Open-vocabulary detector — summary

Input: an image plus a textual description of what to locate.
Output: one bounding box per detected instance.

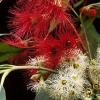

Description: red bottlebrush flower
[36,37,63,69]
[57,32,81,59]
[6,0,84,52]
[58,32,78,50]
[8,0,76,41]
[35,31,82,68]
[9,7,42,39]
[8,0,50,41]
[0,34,38,49]
[0,0,84,67]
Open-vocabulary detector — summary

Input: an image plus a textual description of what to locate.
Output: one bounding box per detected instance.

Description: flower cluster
[27,49,94,100]
[27,47,100,99]
[44,50,91,100]
[0,0,84,68]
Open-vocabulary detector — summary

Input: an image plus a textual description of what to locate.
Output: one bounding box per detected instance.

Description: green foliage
[0,43,22,63]
[85,23,100,58]
[91,2,100,7]
[80,6,100,58]
[0,43,21,53]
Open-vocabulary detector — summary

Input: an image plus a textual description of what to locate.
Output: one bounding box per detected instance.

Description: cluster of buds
[80,6,97,17]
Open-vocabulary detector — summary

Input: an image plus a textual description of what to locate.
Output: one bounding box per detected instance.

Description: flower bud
[89,7,97,17]
[80,6,97,17]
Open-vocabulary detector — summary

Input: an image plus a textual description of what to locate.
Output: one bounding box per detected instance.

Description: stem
[68,5,87,52]
[0,64,58,74]
[0,64,13,67]
[0,69,12,91]
[65,14,87,52]
[13,65,58,73]
[0,65,57,91]
[0,64,57,73]
[69,6,79,18]
[0,70,7,74]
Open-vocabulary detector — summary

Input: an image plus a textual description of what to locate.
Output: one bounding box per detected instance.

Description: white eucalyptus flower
[27,56,47,68]
[27,77,46,93]
[45,65,90,100]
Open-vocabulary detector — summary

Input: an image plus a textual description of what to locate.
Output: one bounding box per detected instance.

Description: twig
[13,65,58,73]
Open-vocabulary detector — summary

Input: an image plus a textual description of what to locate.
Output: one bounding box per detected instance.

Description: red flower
[59,32,78,50]
[35,31,82,68]
[57,32,80,59]
[0,34,28,48]
[36,37,63,69]
[9,7,41,39]
[8,0,76,41]
[0,0,84,68]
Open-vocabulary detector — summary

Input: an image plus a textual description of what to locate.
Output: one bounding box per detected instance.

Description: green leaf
[0,43,23,62]
[0,53,17,63]
[90,3,100,7]
[0,87,6,100]
[80,16,100,58]
[86,24,100,58]
[0,43,22,53]
[35,90,52,100]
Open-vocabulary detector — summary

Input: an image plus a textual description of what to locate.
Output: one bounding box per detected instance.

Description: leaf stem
[69,6,79,18]
[67,6,87,52]
[13,65,57,73]
[87,2,100,7]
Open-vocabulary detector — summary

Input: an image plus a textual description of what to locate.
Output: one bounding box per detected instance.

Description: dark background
[0,0,36,100]
[0,0,100,100]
